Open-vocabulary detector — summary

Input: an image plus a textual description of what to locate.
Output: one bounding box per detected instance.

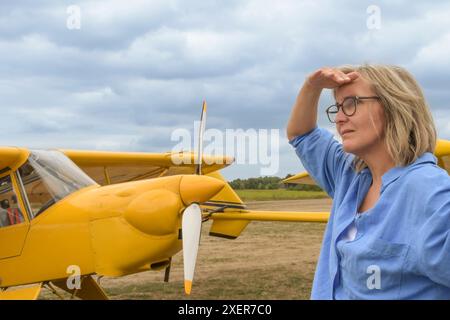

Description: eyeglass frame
[325,96,381,123]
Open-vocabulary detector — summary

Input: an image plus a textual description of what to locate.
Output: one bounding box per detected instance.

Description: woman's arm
[286,68,359,141]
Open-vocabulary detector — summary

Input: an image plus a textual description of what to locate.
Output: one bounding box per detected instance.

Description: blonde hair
[334,64,437,173]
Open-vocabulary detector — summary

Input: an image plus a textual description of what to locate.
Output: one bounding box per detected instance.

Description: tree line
[228,175,323,191]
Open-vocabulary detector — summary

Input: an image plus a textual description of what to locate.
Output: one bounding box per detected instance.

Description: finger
[336,70,351,81]
[336,71,359,85]
[332,72,349,84]
[346,71,360,81]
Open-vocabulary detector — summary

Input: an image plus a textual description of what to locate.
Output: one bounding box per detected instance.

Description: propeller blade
[182,203,202,295]
[196,100,207,175]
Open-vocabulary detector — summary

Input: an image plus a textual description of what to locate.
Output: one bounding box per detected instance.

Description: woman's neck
[360,145,396,186]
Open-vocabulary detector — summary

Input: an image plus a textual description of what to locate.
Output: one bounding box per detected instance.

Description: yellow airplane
[0,102,329,300]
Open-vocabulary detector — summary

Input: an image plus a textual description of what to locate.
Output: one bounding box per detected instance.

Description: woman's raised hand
[306,67,359,90]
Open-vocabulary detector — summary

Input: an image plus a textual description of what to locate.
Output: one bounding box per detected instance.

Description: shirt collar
[361,152,437,191]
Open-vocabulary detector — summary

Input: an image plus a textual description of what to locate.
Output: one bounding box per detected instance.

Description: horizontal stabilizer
[209,209,329,239]
[212,210,329,223]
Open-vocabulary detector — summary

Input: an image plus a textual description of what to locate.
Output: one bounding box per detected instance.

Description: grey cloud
[1,0,450,179]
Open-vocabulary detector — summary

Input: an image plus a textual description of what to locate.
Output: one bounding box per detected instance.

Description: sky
[1,0,449,179]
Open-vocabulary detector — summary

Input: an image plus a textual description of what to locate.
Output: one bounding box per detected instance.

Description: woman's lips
[341,130,354,137]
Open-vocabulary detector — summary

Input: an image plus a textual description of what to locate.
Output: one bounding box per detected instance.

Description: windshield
[18,150,96,218]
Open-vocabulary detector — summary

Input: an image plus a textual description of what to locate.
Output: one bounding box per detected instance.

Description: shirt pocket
[341,238,410,299]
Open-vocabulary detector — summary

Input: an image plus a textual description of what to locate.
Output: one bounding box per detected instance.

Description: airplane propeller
[182,100,207,294]
[164,101,209,295]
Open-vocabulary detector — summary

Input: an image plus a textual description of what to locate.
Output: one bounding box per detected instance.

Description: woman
[286,64,450,299]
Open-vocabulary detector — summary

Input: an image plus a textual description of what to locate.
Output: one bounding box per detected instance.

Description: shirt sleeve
[416,180,450,287]
[288,126,352,198]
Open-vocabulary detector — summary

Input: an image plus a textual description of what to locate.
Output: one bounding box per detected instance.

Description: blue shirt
[289,126,450,300]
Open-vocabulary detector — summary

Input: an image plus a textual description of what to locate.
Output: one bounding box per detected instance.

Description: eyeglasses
[326,96,381,123]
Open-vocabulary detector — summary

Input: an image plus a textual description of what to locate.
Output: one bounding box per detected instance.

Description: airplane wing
[282,171,317,185]
[435,139,450,175]
[60,149,234,185]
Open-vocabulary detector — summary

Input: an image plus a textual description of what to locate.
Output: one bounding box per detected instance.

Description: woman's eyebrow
[336,95,356,103]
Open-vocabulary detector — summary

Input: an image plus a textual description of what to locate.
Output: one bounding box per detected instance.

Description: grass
[235,189,328,201]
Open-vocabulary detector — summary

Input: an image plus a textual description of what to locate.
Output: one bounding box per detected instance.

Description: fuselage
[0,148,224,287]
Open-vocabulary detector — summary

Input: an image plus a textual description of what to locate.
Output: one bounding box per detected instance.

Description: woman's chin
[342,141,357,154]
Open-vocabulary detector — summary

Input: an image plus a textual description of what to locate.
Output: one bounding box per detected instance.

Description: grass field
[235,189,328,201]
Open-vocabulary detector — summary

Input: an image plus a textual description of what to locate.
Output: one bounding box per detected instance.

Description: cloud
[1,0,450,179]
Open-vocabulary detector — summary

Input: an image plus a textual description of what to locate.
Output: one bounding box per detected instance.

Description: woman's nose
[334,107,348,123]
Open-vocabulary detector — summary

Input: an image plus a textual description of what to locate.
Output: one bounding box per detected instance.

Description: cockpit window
[18,150,96,218]
[0,175,24,228]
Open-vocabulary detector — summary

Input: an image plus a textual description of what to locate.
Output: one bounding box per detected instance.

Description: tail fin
[203,171,246,209]
[202,171,250,239]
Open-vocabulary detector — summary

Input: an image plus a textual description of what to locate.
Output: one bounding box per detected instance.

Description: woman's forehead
[335,77,374,101]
